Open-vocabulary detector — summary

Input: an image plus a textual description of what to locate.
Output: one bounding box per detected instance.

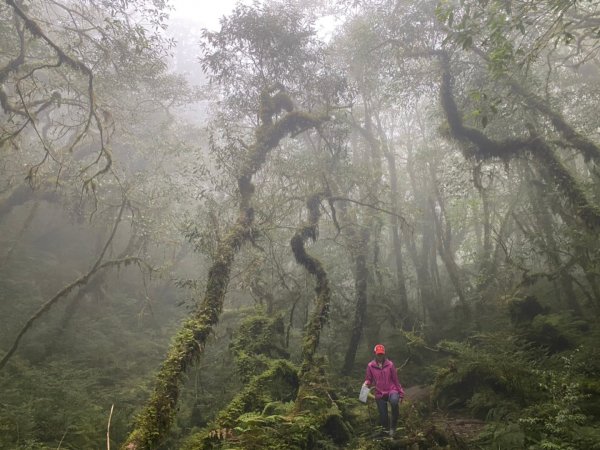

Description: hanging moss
[122,88,326,450]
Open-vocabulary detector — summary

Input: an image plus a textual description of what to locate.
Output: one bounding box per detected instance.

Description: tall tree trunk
[430,167,469,317]
[0,200,38,268]
[342,228,369,374]
[473,163,492,269]
[375,115,410,316]
[382,147,409,314]
[291,193,331,377]
[405,140,444,326]
[526,167,583,316]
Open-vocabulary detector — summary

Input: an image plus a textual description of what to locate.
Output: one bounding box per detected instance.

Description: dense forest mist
[1,0,599,449]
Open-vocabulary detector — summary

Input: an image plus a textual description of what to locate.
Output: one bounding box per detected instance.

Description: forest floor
[349,385,486,449]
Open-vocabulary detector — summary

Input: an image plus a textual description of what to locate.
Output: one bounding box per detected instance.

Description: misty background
[1,0,599,449]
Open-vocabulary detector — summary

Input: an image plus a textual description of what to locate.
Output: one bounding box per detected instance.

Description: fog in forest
[1,1,599,449]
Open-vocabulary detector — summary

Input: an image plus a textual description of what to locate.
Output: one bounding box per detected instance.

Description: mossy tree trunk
[290,193,350,445]
[290,193,330,379]
[122,88,325,450]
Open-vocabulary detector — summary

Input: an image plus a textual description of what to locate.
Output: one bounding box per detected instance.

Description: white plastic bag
[358,384,370,403]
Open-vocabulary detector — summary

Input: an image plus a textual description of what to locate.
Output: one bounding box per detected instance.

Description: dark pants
[375,392,400,430]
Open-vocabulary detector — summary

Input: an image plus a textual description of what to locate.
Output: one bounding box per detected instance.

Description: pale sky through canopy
[170,0,340,42]
[169,0,246,29]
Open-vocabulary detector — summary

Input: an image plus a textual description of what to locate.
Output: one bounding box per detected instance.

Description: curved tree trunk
[439,53,600,230]
[290,194,350,449]
[122,88,325,450]
[290,193,331,378]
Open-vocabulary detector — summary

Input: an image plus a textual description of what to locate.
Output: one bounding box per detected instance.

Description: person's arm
[364,364,373,386]
[390,362,404,398]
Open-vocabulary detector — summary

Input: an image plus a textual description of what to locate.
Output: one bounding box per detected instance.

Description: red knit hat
[374,344,385,354]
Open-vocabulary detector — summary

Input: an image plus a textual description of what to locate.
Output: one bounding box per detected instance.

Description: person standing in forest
[363,344,404,437]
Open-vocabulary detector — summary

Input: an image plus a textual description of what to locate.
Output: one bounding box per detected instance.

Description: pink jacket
[365,358,404,399]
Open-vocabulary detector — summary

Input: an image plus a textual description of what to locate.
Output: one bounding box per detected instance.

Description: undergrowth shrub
[432,335,536,417]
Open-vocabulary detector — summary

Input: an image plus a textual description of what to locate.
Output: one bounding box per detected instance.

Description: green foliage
[523,314,577,354]
[476,361,600,450]
[433,336,536,417]
[180,359,301,449]
[0,356,148,450]
[508,295,547,325]
[517,353,599,449]
[230,313,289,382]
[437,332,600,449]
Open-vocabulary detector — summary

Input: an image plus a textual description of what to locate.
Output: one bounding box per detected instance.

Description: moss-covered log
[213,359,299,429]
[122,88,325,450]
